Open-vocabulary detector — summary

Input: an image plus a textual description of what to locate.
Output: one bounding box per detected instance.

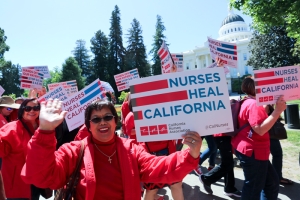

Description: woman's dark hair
[241,77,255,96]
[84,100,119,131]
[18,98,40,120]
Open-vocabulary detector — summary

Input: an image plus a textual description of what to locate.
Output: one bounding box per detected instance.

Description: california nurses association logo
[259,95,274,102]
[140,124,168,136]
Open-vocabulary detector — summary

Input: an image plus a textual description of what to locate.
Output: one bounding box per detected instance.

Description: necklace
[94,144,116,164]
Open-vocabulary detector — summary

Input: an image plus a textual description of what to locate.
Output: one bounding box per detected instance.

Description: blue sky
[0,0,252,71]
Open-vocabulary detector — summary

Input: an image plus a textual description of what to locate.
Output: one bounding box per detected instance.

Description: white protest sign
[114,69,140,91]
[254,66,300,106]
[20,68,44,89]
[20,76,43,85]
[48,80,78,96]
[38,86,68,102]
[207,62,230,74]
[171,53,184,72]
[21,68,44,79]
[0,85,4,96]
[129,67,233,142]
[207,37,238,68]
[22,66,51,78]
[63,79,107,131]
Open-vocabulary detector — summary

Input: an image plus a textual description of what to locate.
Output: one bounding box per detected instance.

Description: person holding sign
[21,99,202,200]
[231,77,286,200]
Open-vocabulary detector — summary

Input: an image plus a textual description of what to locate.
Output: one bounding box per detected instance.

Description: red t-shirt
[231,98,270,160]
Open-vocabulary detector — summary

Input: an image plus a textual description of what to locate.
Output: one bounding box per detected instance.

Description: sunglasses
[90,115,114,124]
[23,105,41,112]
[6,107,13,111]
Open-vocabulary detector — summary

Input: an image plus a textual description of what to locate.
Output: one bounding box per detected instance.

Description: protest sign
[171,54,184,72]
[101,81,114,93]
[129,67,233,142]
[114,69,140,91]
[48,80,78,96]
[22,66,51,78]
[20,68,43,89]
[38,85,68,102]
[207,37,238,68]
[158,41,177,74]
[0,85,5,96]
[63,79,107,131]
[254,66,300,106]
[207,62,230,74]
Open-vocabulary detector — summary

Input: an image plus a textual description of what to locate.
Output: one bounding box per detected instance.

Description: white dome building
[182,10,253,93]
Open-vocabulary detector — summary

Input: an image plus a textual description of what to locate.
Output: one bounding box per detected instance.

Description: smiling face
[89,107,116,142]
[22,101,40,122]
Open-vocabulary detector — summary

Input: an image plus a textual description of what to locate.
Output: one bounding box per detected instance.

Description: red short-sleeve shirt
[231,98,270,160]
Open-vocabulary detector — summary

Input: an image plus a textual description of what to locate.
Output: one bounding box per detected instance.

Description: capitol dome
[217,9,251,43]
[221,13,244,27]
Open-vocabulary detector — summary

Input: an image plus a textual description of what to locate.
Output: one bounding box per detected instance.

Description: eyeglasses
[90,115,114,124]
[23,106,40,112]
[6,107,13,111]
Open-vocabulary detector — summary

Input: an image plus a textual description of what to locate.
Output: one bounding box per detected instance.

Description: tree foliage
[72,40,90,81]
[149,15,167,75]
[89,30,110,84]
[230,0,300,50]
[125,18,150,78]
[43,67,62,87]
[108,5,126,96]
[0,61,23,96]
[60,57,85,90]
[0,28,10,65]
[247,26,300,70]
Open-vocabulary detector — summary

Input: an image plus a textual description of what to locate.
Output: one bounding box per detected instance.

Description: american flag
[157,41,175,74]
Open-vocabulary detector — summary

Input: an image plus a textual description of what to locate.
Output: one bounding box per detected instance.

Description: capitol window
[238,27,240,31]
[231,29,233,32]
[235,28,236,31]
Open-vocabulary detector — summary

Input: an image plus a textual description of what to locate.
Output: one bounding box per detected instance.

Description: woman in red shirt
[231,77,286,200]
[21,99,202,200]
[0,98,44,200]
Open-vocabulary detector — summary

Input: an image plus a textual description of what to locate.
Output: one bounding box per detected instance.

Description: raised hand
[182,131,202,158]
[39,98,67,131]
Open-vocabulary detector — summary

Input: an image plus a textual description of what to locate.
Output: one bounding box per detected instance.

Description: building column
[205,55,209,67]
[196,57,200,69]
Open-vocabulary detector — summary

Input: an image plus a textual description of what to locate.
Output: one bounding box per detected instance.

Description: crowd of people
[0,75,295,200]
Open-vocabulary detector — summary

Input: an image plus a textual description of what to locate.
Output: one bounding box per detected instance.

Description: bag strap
[66,140,85,194]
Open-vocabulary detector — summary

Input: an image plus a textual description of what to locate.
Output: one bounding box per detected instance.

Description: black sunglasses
[90,115,114,124]
[6,107,13,111]
[23,105,40,112]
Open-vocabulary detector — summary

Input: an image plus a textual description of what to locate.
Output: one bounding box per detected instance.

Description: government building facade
[182,10,253,93]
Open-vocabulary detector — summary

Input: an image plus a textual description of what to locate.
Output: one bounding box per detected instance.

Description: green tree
[230,0,300,50]
[125,18,150,78]
[149,15,167,75]
[60,57,85,90]
[43,67,62,86]
[0,62,23,96]
[247,26,300,70]
[108,5,126,96]
[0,28,10,65]
[72,39,90,81]
[89,30,110,84]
